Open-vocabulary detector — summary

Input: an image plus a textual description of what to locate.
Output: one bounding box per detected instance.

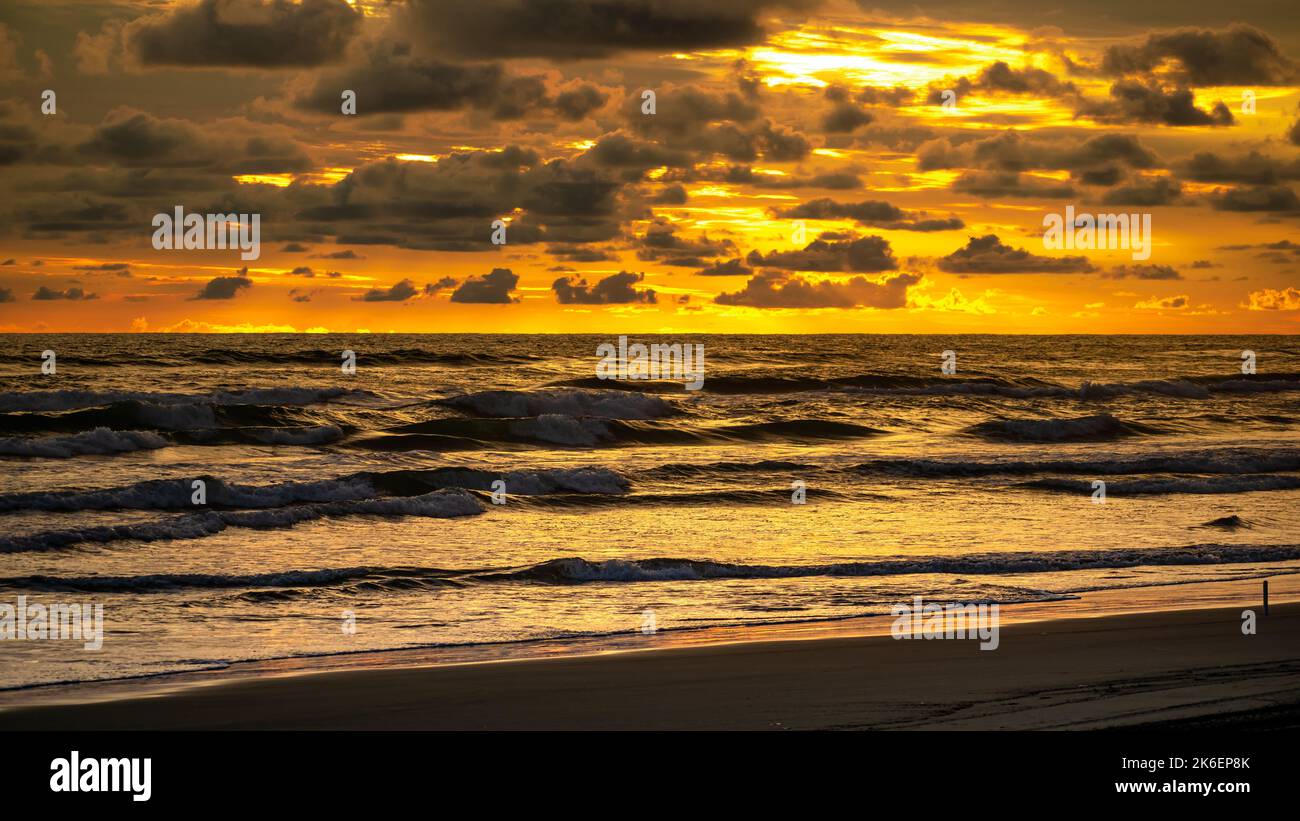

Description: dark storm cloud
[554,84,610,121]
[924,62,1077,104]
[1101,25,1300,86]
[294,42,545,118]
[1210,185,1300,212]
[192,275,252,300]
[746,235,898,273]
[552,271,657,304]
[78,109,312,174]
[621,86,811,163]
[1101,176,1182,206]
[450,268,520,303]
[547,244,617,262]
[425,277,459,293]
[32,286,98,300]
[698,258,753,276]
[1179,151,1300,185]
[587,134,694,173]
[394,0,819,60]
[938,235,1095,274]
[917,132,1158,186]
[714,269,921,308]
[1077,82,1233,127]
[951,172,1075,199]
[355,278,420,302]
[775,199,964,232]
[636,219,735,267]
[128,0,362,68]
[291,151,631,252]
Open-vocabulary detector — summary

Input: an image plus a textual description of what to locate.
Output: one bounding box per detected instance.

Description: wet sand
[1,588,1295,730]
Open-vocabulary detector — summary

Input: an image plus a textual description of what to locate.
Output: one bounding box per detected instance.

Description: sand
[1,588,1296,730]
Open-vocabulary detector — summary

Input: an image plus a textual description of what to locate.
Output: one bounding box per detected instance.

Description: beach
[3,579,1296,731]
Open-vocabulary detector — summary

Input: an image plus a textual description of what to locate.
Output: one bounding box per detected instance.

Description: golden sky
[0,0,1298,332]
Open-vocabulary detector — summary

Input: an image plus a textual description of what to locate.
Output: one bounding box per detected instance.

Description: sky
[0,0,1297,333]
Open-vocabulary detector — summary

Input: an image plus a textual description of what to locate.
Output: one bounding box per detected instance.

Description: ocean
[1,333,1298,690]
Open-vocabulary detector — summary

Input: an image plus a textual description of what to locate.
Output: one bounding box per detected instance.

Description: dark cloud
[73,262,131,276]
[925,61,1077,104]
[450,268,520,303]
[714,269,921,308]
[1104,264,1183,280]
[951,172,1075,199]
[552,270,657,304]
[917,132,1158,187]
[192,275,252,300]
[1078,82,1233,127]
[746,235,898,273]
[394,0,817,60]
[547,244,617,262]
[1180,150,1300,185]
[1210,185,1300,212]
[425,276,459,293]
[698,258,753,276]
[554,83,610,121]
[0,287,14,302]
[295,42,546,118]
[776,198,963,232]
[1101,25,1299,86]
[1101,176,1181,206]
[636,218,735,267]
[938,235,1095,274]
[355,278,420,302]
[32,285,98,300]
[128,0,362,68]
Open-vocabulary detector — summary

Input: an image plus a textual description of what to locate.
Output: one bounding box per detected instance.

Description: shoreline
[1,575,1296,730]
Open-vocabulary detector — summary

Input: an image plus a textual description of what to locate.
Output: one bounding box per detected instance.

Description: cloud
[1243,287,1300,311]
[1077,82,1233,127]
[450,268,519,303]
[1134,294,1190,309]
[1101,176,1181,206]
[425,277,459,293]
[0,287,14,302]
[776,198,964,232]
[355,278,420,302]
[295,41,549,118]
[393,0,817,60]
[552,271,657,304]
[192,275,252,300]
[128,0,362,68]
[938,235,1095,274]
[698,258,753,276]
[1210,185,1300,212]
[1101,25,1300,86]
[73,262,132,276]
[32,286,98,300]
[636,218,736,266]
[714,270,922,308]
[1104,264,1183,280]
[746,235,898,273]
[1180,150,1300,185]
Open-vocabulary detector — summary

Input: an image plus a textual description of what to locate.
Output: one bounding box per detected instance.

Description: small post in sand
[1263,580,1269,616]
